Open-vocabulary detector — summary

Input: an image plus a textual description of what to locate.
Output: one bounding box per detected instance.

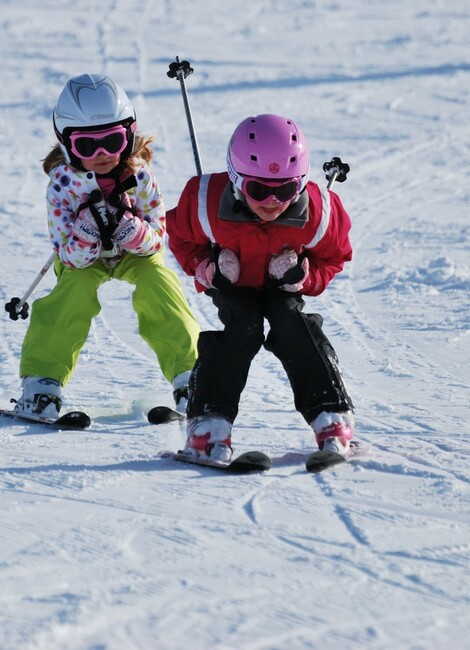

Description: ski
[306,440,368,473]
[159,450,271,474]
[0,408,91,430]
[148,405,185,425]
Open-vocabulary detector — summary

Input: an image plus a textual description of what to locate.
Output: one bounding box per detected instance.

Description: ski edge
[0,408,91,430]
[159,450,271,473]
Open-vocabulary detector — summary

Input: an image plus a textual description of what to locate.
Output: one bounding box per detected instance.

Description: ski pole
[278,156,349,285]
[4,251,56,321]
[167,56,204,176]
[323,156,350,189]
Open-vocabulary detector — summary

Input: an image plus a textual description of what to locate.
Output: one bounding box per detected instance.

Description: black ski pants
[187,286,354,424]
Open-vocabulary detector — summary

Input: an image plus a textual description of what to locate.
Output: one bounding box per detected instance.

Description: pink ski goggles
[69,124,130,160]
[239,175,302,205]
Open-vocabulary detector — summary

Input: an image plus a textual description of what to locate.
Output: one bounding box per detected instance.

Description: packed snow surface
[0,1,469,648]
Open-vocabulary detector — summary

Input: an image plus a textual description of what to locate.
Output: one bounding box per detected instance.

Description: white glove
[280,257,309,292]
[195,249,240,289]
[71,209,100,244]
[268,249,299,279]
[113,213,144,247]
[269,250,310,292]
[195,258,215,288]
[217,248,240,284]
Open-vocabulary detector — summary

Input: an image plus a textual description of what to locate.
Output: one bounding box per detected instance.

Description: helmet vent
[292,134,297,142]
[290,156,296,163]
[250,155,257,161]
[249,132,255,140]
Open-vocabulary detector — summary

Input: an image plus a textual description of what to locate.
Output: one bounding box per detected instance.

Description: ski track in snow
[1,1,469,648]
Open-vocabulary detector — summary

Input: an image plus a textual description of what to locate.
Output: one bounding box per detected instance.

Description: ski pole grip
[4,250,56,322]
[323,157,350,188]
[5,297,29,321]
[167,58,194,80]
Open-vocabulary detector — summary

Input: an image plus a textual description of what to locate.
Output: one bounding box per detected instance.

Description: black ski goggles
[241,175,302,205]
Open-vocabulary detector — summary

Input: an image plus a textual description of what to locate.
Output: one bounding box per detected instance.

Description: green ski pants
[20,252,200,386]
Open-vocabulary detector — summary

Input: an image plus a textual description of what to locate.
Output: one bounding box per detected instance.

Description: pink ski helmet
[227,114,310,192]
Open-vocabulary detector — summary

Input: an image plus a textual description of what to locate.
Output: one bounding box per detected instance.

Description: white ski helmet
[53,73,136,166]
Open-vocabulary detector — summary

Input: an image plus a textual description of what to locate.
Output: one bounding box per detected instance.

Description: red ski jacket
[167,172,352,297]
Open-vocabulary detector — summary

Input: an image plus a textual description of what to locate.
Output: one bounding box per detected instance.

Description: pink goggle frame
[69,124,129,160]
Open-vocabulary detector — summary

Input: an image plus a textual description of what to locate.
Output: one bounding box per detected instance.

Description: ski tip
[55,411,91,429]
[305,440,370,472]
[148,406,185,425]
[305,450,346,473]
[227,451,272,473]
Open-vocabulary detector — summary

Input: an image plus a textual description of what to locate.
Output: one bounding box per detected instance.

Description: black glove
[211,246,239,289]
[268,250,307,287]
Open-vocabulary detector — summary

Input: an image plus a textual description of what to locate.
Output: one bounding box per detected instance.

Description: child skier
[13,73,200,418]
[167,113,355,463]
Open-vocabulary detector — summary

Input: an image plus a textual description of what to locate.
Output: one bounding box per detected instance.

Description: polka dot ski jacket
[46,162,165,269]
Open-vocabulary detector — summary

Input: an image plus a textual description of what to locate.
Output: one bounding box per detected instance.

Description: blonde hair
[42,134,155,175]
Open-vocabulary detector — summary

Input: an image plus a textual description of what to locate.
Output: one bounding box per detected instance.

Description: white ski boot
[184,415,233,462]
[14,376,62,419]
[311,411,355,458]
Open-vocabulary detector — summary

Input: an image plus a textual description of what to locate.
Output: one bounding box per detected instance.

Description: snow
[0,0,469,648]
